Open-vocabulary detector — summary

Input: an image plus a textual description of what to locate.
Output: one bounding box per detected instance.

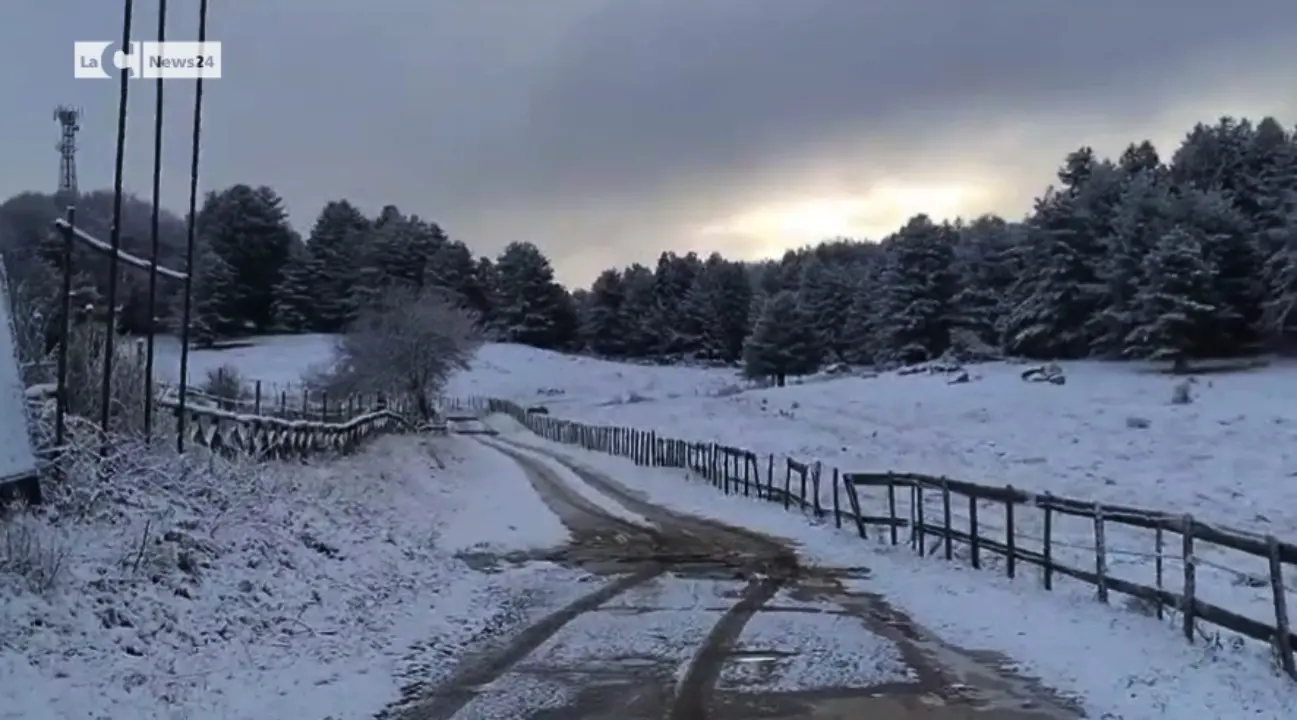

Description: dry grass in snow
[0,413,578,719]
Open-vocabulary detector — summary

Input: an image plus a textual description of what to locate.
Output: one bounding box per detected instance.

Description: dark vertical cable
[177,0,209,453]
[142,0,168,440]
[54,206,76,453]
[100,0,134,457]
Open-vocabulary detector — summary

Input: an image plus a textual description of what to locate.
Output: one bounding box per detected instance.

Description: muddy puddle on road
[385,438,1085,720]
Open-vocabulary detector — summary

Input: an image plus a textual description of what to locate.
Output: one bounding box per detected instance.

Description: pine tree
[1089,171,1173,356]
[840,282,877,364]
[299,202,369,331]
[494,241,572,349]
[618,264,658,356]
[689,255,751,363]
[797,257,853,361]
[875,215,957,364]
[742,290,822,386]
[1124,226,1219,369]
[950,215,1020,355]
[1002,191,1105,358]
[583,268,626,356]
[1263,230,1297,343]
[188,246,239,347]
[196,184,297,332]
[650,252,704,355]
[272,241,314,332]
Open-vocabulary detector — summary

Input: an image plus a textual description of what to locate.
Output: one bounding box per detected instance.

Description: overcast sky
[4,1,1297,286]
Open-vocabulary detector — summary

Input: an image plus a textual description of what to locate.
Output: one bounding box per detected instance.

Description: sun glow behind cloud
[697,182,990,257]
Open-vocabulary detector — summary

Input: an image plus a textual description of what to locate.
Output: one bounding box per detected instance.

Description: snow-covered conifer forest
[3,116,1296,376]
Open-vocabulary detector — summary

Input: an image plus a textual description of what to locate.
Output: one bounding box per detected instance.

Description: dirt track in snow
[380,436,1084,720]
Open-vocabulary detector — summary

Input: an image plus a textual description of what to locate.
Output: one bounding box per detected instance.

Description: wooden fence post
[782,460,791,510]
[793,464,804,511]
[811,462,822,518]
[1093,503,1108,603]
[832,468,841,528]
[1042,494,1054,591]
[1005,486,1016,579]
[321,391,329,423]
[941,478,952,560]
[1182,514,1197,643]
[1268,535,1295,679]
[915,483,926,556]
[968,496,980,570]
[253,380,262,415]
[1155,525,1165,620]
[887,475,898,546]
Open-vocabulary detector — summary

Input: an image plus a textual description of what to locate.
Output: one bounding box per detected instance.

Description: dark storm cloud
[4,1,1296,285]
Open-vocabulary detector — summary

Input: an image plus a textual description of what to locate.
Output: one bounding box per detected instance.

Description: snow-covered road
[390,434,1082,719]
[481,416,1297,720]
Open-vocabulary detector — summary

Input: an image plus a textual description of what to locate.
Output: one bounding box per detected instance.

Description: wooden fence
[159,395,412,460]
[473,396,1297,681]
[171,377,382,424]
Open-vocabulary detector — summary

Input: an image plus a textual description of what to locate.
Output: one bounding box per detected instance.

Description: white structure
[0,262,40,495]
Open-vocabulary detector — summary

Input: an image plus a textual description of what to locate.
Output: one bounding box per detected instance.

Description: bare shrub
[0,515,68,593]
[61,323,151,436]
[201,363,247,410]
[312,286,481,421]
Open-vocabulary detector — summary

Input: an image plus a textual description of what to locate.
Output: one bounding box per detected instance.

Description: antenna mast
[53,105,82,200]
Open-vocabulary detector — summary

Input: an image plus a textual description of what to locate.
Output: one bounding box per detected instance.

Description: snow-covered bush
[311,286,482,420]
[0,514,67,593]
[59,323,151,436]
[201,363,248,409]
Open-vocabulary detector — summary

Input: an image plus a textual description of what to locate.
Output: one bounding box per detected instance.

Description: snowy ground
[0,427,585,719]
[120,334,1297,714]
[150,334,338,393]
[488,414,1297,720]
[449,344,1297,632]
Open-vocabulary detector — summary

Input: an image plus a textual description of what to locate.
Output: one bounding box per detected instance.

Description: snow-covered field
[146,338,1297,616]
[489,415,1297,720]
[0,425,584,719]
[105,333,1297,715]
[451,344,1297,635]
[151,334,338,392]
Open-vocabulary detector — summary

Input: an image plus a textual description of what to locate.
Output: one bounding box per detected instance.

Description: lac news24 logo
[75,41,222,79]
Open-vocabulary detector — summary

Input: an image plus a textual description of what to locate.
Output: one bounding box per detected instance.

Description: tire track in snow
[487,437,802,718]
[384,442,669,720]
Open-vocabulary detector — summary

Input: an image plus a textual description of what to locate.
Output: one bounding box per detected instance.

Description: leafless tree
[312,286,481,420]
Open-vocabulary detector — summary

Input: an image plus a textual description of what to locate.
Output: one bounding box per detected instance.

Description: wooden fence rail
[470,395,1297,681]
[165,379,386,424]
[158,395,413,461]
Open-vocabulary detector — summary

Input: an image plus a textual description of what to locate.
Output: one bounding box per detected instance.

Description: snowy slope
[138,336,1297,627]
[457,346,1297,538]
[489,416,1297,720]
[453,346,1297,646]
[445,343,743,409]
[0,432,578,719]
[156,336,1297,546]
[150,333,338,389]
[146,335,744,415]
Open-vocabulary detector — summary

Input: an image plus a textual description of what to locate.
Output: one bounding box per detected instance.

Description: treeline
[2,114,1296,379]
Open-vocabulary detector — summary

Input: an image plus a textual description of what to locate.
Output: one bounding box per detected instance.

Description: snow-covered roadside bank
[0,433,575,719]
[487,415,1297,720]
